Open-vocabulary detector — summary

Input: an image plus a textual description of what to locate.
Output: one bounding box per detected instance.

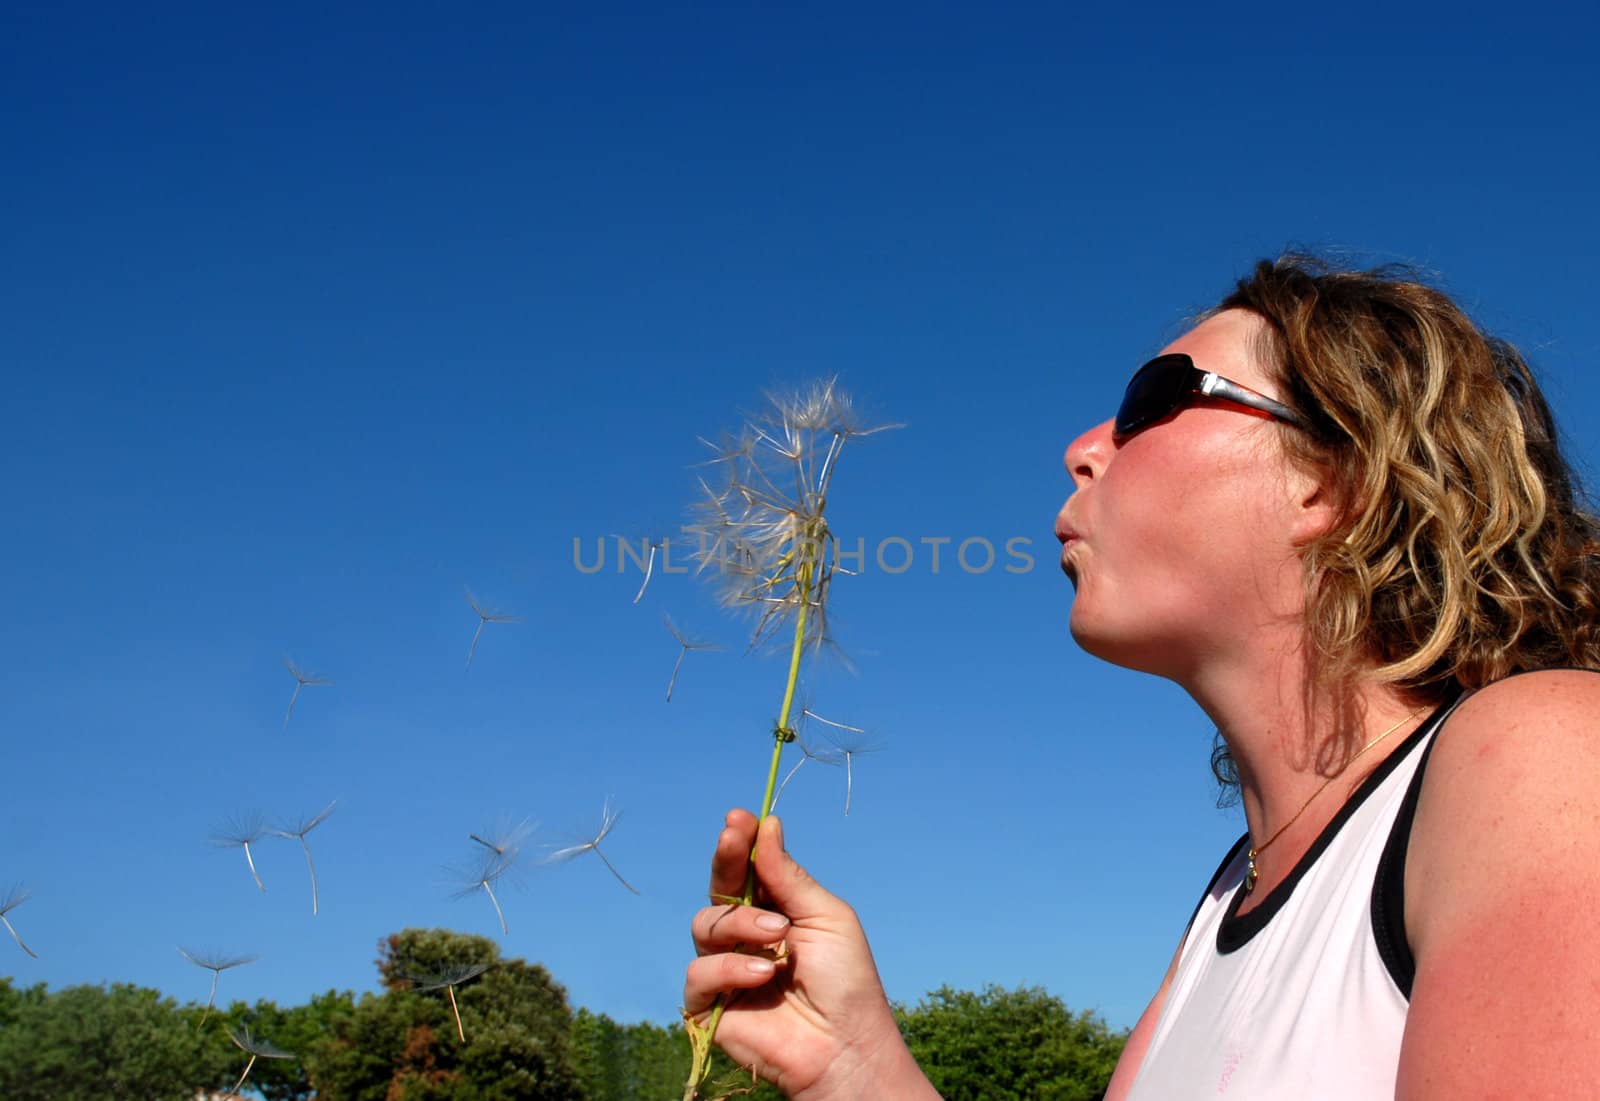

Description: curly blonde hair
[1208,255,1600,788]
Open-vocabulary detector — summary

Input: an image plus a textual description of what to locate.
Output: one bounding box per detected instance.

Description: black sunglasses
[1114,353,1308,439]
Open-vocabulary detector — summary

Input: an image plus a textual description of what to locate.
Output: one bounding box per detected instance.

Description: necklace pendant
[1244,850,1259,893]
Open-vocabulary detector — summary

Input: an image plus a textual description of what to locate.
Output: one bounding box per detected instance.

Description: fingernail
[745,957,775,975]
[754,913,789,933]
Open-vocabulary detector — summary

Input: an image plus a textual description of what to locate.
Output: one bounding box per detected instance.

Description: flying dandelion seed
[634,540,661,603]
[682,379,897,1097]
[448,847,521,935]
[402,962,491,1042]
[769,727,844,812]
[805,708,882,816]
[544,798,639,895]
[272,801,337,916]
[468,816,536,859]
[663,612,722,702]
[612,532,675,604]
[282,657,332,730]
[178,947,259,1026]
[464,587,522,670]
[212,813,271,892]
[228,1024,293,1095]
[0,886,38,959]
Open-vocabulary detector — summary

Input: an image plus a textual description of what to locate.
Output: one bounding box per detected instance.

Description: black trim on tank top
[1180,832,1250,949]
[1370,725,1448,999]
[1369,688,1478,992]
[1214,696,1458,955]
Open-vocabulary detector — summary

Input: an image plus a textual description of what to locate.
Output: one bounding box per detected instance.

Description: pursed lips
[1055,517,1082,577]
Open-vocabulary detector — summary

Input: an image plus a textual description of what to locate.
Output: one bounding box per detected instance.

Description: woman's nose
[1063,419,1115,488]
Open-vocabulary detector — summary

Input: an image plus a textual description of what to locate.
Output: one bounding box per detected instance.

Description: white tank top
[1126,697,1461,1100]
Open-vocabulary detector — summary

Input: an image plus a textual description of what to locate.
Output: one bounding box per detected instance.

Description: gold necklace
[1243,707,1423,893]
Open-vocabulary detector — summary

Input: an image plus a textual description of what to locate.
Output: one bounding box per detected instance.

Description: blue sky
[3,2,1597,1041]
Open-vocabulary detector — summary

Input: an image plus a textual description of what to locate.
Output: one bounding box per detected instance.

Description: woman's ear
[1287,461,1344,546]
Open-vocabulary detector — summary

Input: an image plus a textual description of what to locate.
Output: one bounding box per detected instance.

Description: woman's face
[1055,309,1319,681]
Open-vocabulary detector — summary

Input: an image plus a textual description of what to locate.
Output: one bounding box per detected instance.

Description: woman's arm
[684,811,941,1101]
[1103,933,1183,1101]
[1398,670,1600,1099]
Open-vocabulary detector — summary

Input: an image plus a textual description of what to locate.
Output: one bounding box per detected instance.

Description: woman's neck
[1183,656,1421,897]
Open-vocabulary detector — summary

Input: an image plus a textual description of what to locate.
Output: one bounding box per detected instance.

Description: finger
[708,808,759,902]
[750,815,841,923]
[692,903,791,953]
[683,951,778,1015]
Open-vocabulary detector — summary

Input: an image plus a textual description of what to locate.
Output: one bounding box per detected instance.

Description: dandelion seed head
[686,379,895,655]
[770,377,854,434]
[211,814,270,847]
[542,798,639,893]
[464,587,521,623]
[0,885,32,916]
[273,801,337,840]
[794,732,844,768]
[178,947,260,973]
[815,718,883,757]
[468,816,537,859]
[663,612,721,652]
[447,847,522,900]
[544,797,623,863]
[282,656,332,686]
[228,1026,294,1060]
[404,962,491,992]
[790,711,847,765]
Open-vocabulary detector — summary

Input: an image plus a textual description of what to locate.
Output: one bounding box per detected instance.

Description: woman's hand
[684,810,935,1101]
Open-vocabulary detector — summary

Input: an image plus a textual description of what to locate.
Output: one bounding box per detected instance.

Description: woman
[684,256,1600,1099]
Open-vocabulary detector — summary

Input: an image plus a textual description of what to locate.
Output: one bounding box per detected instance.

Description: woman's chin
[1068,613,1169,675]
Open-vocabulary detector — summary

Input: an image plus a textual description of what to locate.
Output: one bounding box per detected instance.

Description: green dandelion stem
[750,556,813,895]
[690,559,816,1097]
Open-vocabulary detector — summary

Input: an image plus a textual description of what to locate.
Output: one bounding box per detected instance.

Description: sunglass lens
[1114,356,1188,437]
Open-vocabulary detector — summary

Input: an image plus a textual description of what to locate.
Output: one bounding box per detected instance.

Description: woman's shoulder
[1415,668,1600,848]
[1452,672,1600,723]
[1405,668,1600,961]
[1394,671,1600,1094]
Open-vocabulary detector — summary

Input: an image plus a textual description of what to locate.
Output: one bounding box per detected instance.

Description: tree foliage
[570,1008,782,1101]
[0,979,225,1101]
[0,951,1124,1100]
[0,976,359,1101]
[309,928,586,1101]
[895,984,1126,1101]
[215,989,357,1101]
[377,927,501,991]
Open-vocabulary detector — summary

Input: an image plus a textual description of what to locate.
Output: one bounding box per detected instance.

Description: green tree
[309,928,586,1101]
[212,989,358,1101]
[0,981,228,1101]
[895,985,1126,1101]
[376,927,501,991]
[571,1010,688,1101]
[307,984,440,1101]
[0,977,34,1030]
[570,1008,781,1101]
[570,1007,627,1099]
